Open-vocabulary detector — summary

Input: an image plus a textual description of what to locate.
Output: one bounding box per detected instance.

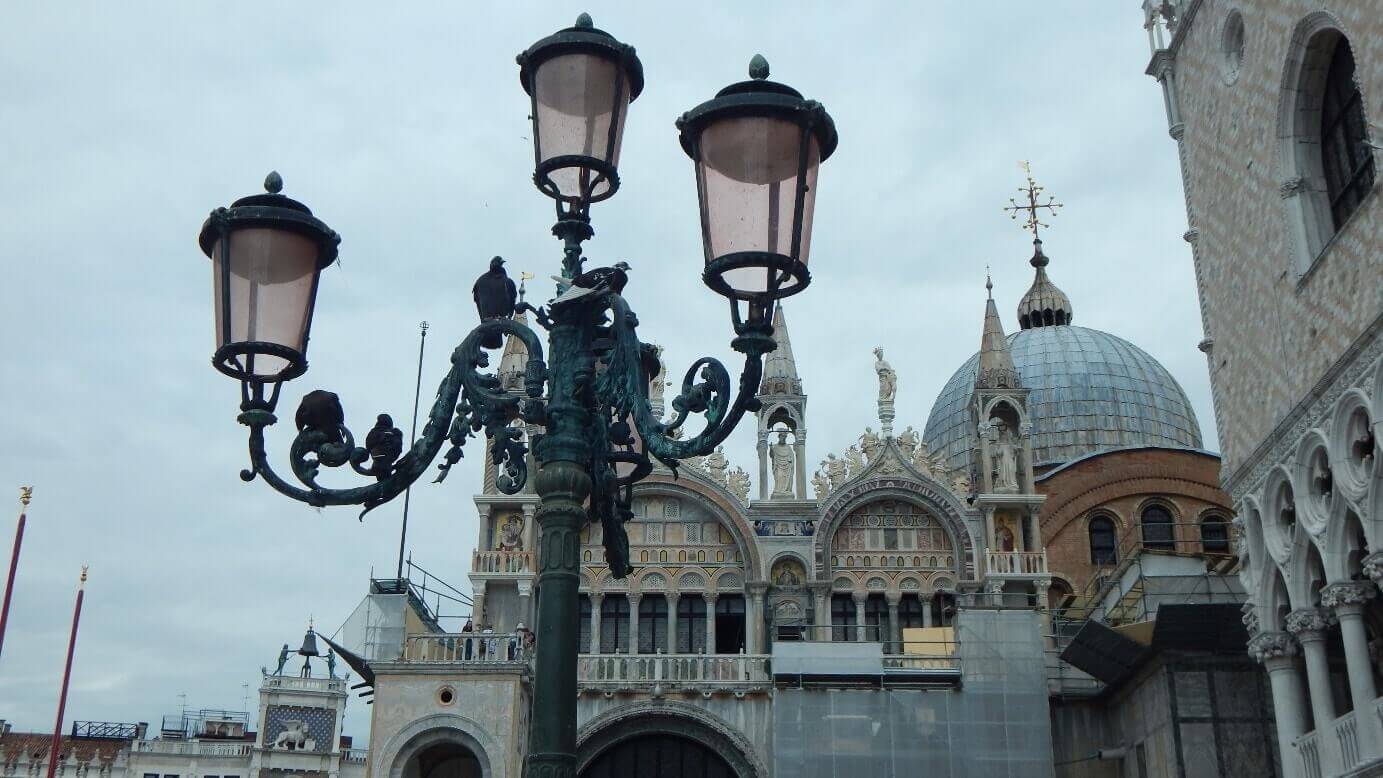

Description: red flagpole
[47,566,86,778]
[0,486,33,661]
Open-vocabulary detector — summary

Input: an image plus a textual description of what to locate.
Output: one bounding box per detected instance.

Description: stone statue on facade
[859,427,881,463]
[993,422,1019,492]
[648,345,668,414]
[705,446,728,485]
[874,347,897,403]
[498,514,524,551]
[910,441,934,474]
[727,467,751,503]
[896,426,918,460]
[812,469,831,499]
[845,445,865,477]
[823,454,848,488]
[770,430,795,497]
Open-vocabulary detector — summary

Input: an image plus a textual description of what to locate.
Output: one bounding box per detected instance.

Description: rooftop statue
[874,347,897,403]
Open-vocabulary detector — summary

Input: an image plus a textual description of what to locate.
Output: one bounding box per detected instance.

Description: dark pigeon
[473,255,517,349]
[550,262,630,307]
[365,413,404,480]
[296,389,345,444]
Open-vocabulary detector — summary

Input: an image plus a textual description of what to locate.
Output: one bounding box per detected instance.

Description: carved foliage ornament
[1321,581,1376,609]
[1285,607,1334,637]
[1248,631,1299,662]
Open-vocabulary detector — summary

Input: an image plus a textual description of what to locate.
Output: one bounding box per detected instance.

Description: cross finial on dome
[1003,161,1062,242]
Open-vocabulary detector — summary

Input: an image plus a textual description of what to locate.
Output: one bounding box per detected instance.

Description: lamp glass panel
[213,227,318,378]
[697,116,819,294]
[533,52,629,200]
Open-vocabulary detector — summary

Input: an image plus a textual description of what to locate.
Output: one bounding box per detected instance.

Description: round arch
[814,476,977,580]
[637,475,764,579]
[377,714,503,778]
[576,701,766,778]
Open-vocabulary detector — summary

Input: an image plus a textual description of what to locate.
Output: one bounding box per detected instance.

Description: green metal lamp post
[197,15,835,777]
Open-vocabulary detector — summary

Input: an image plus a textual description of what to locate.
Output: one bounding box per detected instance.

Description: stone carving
[648,345,668,413]
[1241,602,1259,636]
[726,467,751,504]
[866,578,886,590]
[859,428,881,463]
[1362,551,1383,584]
[772,558,805,588]
[812,470,831,499]
[896,427,918,459]
[718,572,743,590]
[899,578,920,591]
[1285,607,1334,637]
[770,430,795,497]
[950,470,971,496]
[273,720,316,751]
[873,348,896,402]
[678,571,705,589]
[1247,631,1298,662]
[704,446,728,485]
[498,514,524,551]
[642,573,667,589]
[993,421,1019,492]
[845,446,865,477]
[822,454,848,489]
[1321,581,1376,609]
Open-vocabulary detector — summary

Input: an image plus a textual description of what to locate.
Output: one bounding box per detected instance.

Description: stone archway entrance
[581,732,735,777]
[402,740,482,778]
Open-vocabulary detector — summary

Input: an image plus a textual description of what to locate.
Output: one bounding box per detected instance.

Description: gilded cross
[1003,161,1063,241]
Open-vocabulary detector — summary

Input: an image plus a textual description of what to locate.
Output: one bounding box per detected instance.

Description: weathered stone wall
[1161,0,1382,483]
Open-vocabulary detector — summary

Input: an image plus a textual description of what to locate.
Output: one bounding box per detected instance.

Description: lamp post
[197,15,835,777]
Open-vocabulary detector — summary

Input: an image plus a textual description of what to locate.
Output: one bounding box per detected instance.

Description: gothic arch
[576,701,766,778]
[814,476,977,580]
[377,713,503,778]
[637,475,764,579]
[758,402,803,435]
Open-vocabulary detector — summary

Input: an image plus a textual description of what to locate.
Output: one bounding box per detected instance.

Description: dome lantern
[1016,238,1073,329]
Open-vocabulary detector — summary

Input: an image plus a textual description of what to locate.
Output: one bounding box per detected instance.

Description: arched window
[637,595,668,654]
[1200,514,1231,554]
[899,595,926,629]
[1142,505,1175,550]
[599,595,629,653]
[1089,516,1118,565]
[830,594,857,642]
[676,596,707,653]
[1320,39,1375,230]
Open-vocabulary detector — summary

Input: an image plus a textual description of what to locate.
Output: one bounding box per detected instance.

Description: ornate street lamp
[198,15,835,777]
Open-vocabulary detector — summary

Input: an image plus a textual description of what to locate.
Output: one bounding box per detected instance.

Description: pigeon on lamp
[364,413,404,480]
[473,256,517,349]
[550,262,630,307]
[296,390,345,445]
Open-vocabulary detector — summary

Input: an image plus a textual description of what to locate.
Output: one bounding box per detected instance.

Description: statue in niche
[704,446,728,485]
[498,514,524,551]
[812,470,831,499]
[770,429,795,496]
[874,347,897,403]
[727,467,751,503]
[823,454,848,488]
[993,421,1019,491]
[859,427,881,463]
[896,426,918,459]
[845,445,865,477]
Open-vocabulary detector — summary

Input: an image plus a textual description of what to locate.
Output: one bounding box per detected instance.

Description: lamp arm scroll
[236,319,548,518]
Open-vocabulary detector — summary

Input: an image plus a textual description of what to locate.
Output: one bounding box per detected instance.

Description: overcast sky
[0,2,1209,743]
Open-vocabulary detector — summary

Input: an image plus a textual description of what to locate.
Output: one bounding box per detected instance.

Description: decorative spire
[1017,239,1073,329]
[977,278,1021,389]
[759,305,801,395]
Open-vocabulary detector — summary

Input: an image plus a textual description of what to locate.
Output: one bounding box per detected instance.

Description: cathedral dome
[923,324,1203,472]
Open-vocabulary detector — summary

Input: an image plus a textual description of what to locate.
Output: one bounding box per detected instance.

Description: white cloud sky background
[0,2,1208,743]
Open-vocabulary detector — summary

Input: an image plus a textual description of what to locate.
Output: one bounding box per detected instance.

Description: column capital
[1321,581,1376,611]
[807,581,832,597]
[746,581,770,596]
[1248,630,1299,663]
[589,591,604,604]
[1285,607,1335,640]
[666,591,681,602]
[885,592,902,606]
[702,592,719,604]
[986,580,1005,595]
[851,591,868,604]
[627,592,642,605]
[1240,602,1259,636]
[1362,551,1383,585]
[1034,578,1052,592]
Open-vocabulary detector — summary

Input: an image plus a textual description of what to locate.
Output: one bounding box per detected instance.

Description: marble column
[473,582,489,630]
[667,593,681,654]
[517,581,533,631]
[1324,582,1381,754]
[886,594,901,652]
[1250,631,1307,778]
[853,593,868,642]
[757,435,769,502]
[794,434,808,500]
[704,593,718,654]
[589,593,604,654]
[1286,607,1337,728]
[1035,578,1053,651]
[921,595,934,628]
[746,583,768,653]
[628,594,642,655]
[810,583,830,640]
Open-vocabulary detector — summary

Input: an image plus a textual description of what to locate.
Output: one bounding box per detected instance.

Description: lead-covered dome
[923,325,1202,473]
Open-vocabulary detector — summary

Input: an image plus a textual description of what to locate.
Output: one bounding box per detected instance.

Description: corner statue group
[472,255,517,349]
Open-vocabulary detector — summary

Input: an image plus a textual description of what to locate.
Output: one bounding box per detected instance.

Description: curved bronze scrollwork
[237,318,547,518]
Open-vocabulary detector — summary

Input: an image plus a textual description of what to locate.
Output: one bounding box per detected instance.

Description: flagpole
[0,486,33,661]
[396,321,428,581]
[47,566,86,778]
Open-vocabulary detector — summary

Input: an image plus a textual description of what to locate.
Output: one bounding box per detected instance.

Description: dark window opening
[1089,516,1118,565]
[579,594,592,653]
[1320,38,1375,230]
[637,595,668,654]
[830,594,857,641]
[676,596,707,653]
[1201,515,1230,554]
[1142,506,1175,550]
[599,595,629,653]
[715,595,746,653]
[864,594,888,642]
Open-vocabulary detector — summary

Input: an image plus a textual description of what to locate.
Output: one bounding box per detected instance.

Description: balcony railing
[343,748,369,764]
[132,741,251,757]
[1294,728,1323,778]
[261,675,347,692]
[402,633,529,665]
[577,653,770,692]
[986,550,1048,578]
[472,550,535,574]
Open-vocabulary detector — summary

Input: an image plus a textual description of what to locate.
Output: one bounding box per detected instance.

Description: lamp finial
[19,486,32,508]
[264,171,283,194]
[749,54,769,80]
[575,12,593,28]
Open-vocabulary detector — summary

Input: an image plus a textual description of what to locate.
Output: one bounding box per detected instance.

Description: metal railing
[71,722,140,740]
[577,653,771,691]
[986,549,1049,577]
[472,550,535,574]
[403,633,529,664]
[132,741,251,757]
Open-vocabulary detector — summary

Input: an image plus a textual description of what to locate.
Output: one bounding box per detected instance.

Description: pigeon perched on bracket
[473,256,517,348]
[550,262,630,307]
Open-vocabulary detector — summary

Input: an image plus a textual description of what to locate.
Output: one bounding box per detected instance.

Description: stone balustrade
[577,653,771,694]
[472,550,535,574]
[403,633,528,664]
[986,550,1049,578]
[1295,728,1323,778]
[343,748,369,764]
[260,675,347,692]
[132,741,252,757]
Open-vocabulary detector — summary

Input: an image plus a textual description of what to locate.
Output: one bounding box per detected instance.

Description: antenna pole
[0,487,33,662]
[397,321,429,580]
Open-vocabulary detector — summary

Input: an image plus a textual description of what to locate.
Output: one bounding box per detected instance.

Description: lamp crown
[749,54,769,80]
[575,12,593,28]
[264,171,283,194]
